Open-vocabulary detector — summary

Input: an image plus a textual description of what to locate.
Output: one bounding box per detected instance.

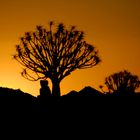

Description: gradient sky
[0,0,140,96]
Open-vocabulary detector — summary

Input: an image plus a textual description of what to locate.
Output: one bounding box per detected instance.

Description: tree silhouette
[14,22,100,97]
[104,70,140,94]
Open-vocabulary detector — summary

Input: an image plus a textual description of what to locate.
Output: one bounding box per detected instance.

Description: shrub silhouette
[40,80,51,97]
[103,70,140,94]
[14,21,100,97]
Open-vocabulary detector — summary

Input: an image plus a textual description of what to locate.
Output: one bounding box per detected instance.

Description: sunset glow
[0,0,140,96]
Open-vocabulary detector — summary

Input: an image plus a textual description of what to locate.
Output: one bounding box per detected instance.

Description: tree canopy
[103,70,140,94]
[14,22,100,96]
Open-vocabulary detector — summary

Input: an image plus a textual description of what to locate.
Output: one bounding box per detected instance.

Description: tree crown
[14,22,100,83]
[103,70,140,93]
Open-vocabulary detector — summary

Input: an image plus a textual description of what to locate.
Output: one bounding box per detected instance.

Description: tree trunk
[51,79,61,97]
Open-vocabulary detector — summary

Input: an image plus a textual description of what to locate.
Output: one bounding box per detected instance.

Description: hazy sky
[0,0,140,96]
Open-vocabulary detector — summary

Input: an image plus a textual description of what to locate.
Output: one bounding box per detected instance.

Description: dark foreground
[0,87,140,138]
[0,86,140,116]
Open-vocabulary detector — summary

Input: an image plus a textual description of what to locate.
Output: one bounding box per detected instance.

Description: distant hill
[0,87,35,98]
[0,86,140,116]
[61,86,140,112]
[64,86,103,97]
[79,86,103,96]
[0,87,37,114]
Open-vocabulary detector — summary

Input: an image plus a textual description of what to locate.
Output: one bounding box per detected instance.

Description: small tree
[14,22,100,97]
[104,70,140,94]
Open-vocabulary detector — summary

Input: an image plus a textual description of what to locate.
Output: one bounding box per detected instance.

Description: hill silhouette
[0,86,140,119]
[0,86,140,109]
[65,86,103,97]
[0,87,35,98]
[0,87,37,114]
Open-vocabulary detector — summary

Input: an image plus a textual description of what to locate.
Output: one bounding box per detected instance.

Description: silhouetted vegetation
[100,70,140,95]
[39,80,51,97]
[13,22,100,97]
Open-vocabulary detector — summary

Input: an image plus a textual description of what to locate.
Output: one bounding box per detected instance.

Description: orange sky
[0,0,140,96]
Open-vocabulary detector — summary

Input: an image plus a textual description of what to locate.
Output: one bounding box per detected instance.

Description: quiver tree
[14,22,100,97]
[104,70,140,94]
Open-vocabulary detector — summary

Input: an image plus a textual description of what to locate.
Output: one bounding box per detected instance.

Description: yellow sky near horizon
[0,0,140,96]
